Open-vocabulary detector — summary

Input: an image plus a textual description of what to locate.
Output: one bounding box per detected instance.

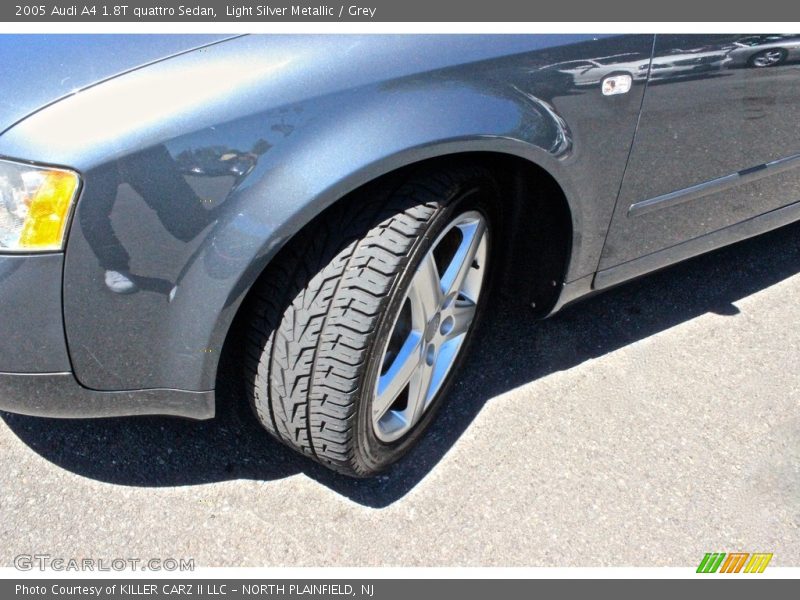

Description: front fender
[143,79,581,393]
[0,34,650,392]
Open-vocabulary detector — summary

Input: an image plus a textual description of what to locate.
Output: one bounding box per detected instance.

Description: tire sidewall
[352,173,499,474]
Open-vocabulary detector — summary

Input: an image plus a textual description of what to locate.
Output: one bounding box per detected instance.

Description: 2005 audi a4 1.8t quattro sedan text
[1,34,799,476]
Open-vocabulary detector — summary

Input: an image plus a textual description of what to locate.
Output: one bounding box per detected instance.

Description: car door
[598,34,800,273]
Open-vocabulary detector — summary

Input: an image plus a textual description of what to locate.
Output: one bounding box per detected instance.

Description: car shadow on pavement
[4,220,800,507]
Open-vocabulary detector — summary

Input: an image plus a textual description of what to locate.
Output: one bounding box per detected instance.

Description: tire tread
[245,168,491,475]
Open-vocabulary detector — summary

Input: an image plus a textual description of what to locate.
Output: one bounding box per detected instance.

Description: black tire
[244,167,499,476]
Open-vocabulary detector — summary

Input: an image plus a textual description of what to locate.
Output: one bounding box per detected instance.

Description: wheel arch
[212,146,576,394]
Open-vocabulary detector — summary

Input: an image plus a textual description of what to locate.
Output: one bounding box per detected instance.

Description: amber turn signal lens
[0,160,80,252]
[18,169,80,249]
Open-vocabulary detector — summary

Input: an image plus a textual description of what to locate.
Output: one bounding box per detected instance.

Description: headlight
[0,158,80,252]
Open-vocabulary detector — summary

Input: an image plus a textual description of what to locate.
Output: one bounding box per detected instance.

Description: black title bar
[2,1,800,22]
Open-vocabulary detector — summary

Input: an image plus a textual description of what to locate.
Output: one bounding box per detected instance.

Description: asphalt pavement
[1,220,799,567]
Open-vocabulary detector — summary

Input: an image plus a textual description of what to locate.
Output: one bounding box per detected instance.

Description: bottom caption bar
[3,579,794,598]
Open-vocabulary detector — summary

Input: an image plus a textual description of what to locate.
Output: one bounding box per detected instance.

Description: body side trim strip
[628,153,800,217]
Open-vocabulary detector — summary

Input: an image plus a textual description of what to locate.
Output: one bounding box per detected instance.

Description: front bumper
[0,254,71,372]
[0,254,213,420]
[0,372,214,419]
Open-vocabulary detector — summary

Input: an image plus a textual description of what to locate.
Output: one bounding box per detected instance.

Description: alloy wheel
[752,50,785,67]
[372,210,489,443]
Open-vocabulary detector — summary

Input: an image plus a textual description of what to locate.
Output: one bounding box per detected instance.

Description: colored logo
[697,552,773,573]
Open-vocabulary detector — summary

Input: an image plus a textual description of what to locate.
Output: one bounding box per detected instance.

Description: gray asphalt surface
[1,220,799,567]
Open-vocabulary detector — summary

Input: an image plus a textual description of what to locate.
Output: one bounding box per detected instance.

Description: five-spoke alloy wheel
[373,211,489,442]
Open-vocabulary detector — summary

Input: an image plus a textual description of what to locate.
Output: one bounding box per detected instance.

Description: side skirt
[594,198,800,291]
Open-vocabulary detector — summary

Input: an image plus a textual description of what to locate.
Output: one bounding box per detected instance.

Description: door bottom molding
[596,198,800,290]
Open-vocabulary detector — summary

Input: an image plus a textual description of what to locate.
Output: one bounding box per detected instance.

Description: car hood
[0,34,233,136]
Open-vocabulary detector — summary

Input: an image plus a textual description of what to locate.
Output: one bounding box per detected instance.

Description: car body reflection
[539,34,800,93]
[726,34,800,68]
[537,53,650,88]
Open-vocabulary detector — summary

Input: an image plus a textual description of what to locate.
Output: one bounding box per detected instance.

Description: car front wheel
[244,167,498,476]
